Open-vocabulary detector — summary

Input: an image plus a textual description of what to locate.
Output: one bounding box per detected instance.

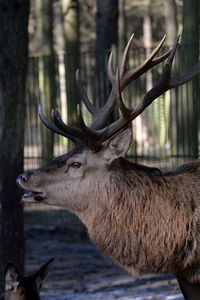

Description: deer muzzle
[16,172,45,202]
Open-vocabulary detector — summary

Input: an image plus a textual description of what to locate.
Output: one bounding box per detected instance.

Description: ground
[24,207,184,300]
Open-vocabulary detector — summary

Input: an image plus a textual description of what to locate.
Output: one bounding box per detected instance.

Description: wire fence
[25,47,200,172]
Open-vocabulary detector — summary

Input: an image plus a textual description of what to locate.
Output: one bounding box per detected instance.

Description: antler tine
[171,61,200,87]
[92,35,200,144]
[144,35,167,63]
[38,105,81,144]
[119,33,135,79]
[89,34,170,130]
[107,51,115,84]
[88,35,135,130]
[121,35,171,88]
[163,35,180,82]
[116,68,132,118]
[76,104,101,141]
[124,35,198,118]
[118,36,182,123]
[76,67,116,131]
[38,34,200,150]
[76,69,96,115]
[162,35,200,88]
[51,107,84,140]
[87,51,117,130]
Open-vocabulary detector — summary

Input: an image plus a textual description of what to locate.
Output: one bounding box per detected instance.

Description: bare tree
[95,0,118,108]
[118,0,127,56]
[163,0,178,162]
[143,1,153,91]
[163,0,178,46]
[177,0,199,160]
[61,0,80,149]
[0,0,30,294]
[35,0,56,163]
[96,0,118,52]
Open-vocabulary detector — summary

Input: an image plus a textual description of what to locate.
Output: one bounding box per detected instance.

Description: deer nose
[21,173,29,182]
[16,171,32,185]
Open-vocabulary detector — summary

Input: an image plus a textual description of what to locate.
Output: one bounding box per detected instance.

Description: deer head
[17,34,200,217]
[1,259,54,300]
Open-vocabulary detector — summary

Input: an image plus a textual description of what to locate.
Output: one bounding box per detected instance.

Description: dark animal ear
[4,263,20,291]
[102,126,132,162]
[34,258,54,290]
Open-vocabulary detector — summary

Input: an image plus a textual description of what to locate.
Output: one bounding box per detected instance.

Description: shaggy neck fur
[80,158,200,281]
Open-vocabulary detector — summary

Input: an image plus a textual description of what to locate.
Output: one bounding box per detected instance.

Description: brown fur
[17,138,200,296]
[84,158,200,282]
[23,33,200,299]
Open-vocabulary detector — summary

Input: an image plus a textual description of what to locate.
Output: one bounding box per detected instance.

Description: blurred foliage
[28,0,185,54]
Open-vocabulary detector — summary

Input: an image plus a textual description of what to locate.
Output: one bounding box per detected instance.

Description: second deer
[1,258,54,300]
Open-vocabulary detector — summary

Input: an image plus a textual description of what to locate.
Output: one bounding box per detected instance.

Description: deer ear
[4,263,20,291]
[34,258,54,290]
[102,126,132,162]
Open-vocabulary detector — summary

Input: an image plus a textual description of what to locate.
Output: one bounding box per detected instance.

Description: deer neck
[79,158,196,276]
[79,159,159,273]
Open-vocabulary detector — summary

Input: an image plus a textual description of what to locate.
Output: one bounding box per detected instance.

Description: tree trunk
[143,11,152,91]
[96,0,118,53]
[177,0,199,161]
[36,0,56,164]
[61,0,80,149]
[0,0,30,294]
[95,0,118,124]
[118,0,127,57]
[163,0,178,164]
[163,0,178,46]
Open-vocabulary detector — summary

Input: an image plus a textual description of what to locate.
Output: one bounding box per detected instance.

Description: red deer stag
[17,35,200,299]
[1,259,54,300]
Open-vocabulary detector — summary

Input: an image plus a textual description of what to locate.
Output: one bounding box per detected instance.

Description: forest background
[0,0,199,296]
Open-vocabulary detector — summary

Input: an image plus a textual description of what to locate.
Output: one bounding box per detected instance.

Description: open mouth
[22,190,45,202]
[16,176,45,202]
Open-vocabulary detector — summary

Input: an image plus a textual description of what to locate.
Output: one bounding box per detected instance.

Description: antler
[76,34,171,130]
[39,34,200,149]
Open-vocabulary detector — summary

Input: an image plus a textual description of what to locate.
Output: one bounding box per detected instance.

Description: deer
[17,34,200,300]
[1,258,54,300]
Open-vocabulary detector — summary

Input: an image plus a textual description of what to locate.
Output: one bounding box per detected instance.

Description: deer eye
[70,162,82,169]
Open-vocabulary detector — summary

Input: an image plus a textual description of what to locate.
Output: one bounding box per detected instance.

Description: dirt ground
[24,207,184,300]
